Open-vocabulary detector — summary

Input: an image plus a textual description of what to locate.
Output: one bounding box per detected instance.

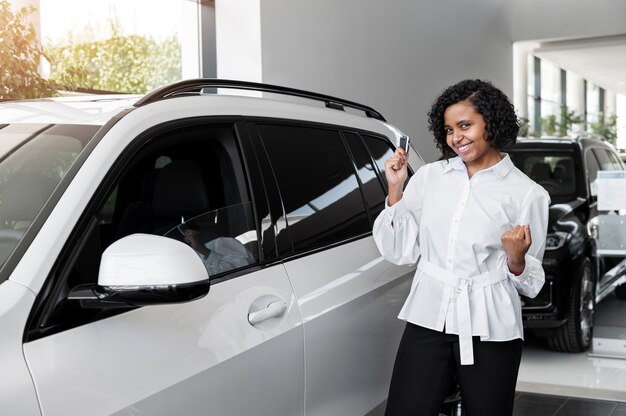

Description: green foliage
[591,113,618,146]
[0,0,58,99]
[535,105,584,137]
[540,114,557,136]
[558,105,583,137]
[46,16,182,94]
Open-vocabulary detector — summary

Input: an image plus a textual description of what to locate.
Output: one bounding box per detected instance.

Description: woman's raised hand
[385,148,408,205]
[501,224,532,275]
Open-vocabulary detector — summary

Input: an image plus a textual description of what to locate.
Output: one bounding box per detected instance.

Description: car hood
[547,197,587,229]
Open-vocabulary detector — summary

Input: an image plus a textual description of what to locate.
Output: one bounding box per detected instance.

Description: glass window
[257,124,370,253]
[0,123,99,280]
[586,82,601,127]
[585,149,601,186]
[32,121,260,335]
[163,202,258,277]
[508,150,578,200]
[605,149,625,170]
[361,134,397,191]
[66,123,258,289]
[592,148,621,171]
[41,0,196,93]
[343,132,387,220]
[540,59,562,116]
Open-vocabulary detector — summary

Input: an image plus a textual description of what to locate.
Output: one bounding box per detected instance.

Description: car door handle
[248,300,288,325]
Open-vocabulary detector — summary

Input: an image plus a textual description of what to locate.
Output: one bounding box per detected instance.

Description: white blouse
[373,154,550,365]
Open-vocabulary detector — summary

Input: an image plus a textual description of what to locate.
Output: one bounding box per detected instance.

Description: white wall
[258,0,512,163]
[215,0,262,83]
[215,0,626,162]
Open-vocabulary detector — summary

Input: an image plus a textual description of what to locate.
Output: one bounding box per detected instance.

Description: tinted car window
[257,124,370,253]
[343,132,387,220]
[508,150,577,200]
[361,134,396,191]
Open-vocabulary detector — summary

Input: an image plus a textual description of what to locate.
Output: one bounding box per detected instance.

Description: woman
[373,79,550,415]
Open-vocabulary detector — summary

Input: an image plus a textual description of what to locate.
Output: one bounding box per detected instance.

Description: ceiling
[533,34,626,96]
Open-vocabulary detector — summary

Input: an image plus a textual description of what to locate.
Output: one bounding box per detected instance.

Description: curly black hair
[427,79,519,158]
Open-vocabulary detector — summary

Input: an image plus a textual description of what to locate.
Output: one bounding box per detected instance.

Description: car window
[592,148,622,171]
[585,149,601,185]
[343,132,387,221]
[29,121,261,338]
[604,149,625,170]
[361,133,398,192]
[508,150,578,199]
[163,202,258,277]
[0,123,99,281]
[257,124,370,254]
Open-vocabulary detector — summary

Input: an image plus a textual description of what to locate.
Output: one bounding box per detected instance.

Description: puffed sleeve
[506,184,551,298]
[372,163,428,265]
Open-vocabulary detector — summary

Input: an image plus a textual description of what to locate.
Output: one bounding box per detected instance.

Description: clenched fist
[385,148,408,205]
[501,224,532,275]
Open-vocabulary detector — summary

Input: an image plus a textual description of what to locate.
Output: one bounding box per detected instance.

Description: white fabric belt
[417,259,507,365]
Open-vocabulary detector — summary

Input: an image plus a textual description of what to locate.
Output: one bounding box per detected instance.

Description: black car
[506,137,626,352]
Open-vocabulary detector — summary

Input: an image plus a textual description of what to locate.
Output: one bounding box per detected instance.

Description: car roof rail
[133,78,386,122]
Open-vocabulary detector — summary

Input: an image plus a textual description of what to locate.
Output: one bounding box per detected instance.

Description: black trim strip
[134,78,387,122]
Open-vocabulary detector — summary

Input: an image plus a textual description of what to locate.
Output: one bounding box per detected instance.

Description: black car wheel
[547,257,595,352]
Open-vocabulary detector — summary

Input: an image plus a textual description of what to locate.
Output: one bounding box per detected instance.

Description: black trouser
[384,322,522,416]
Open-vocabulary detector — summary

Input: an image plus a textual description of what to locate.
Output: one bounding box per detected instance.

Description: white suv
[0,80,423,416]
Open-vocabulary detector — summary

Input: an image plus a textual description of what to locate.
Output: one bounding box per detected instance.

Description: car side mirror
[68,234,210,309]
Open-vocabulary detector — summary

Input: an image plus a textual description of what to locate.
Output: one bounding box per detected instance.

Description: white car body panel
[0,280,41,416]
[283,238,413,415]
[23,266,305,416]
[0,96,139,125]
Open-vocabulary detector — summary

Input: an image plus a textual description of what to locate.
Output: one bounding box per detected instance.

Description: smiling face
[444,100,501,175]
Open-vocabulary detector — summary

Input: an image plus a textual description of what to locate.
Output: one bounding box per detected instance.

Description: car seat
[554,158,575,193]
[115,169,159,239]
[150,160,211,237]
[529,162,552,182]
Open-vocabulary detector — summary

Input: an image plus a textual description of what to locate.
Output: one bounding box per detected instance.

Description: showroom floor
[514,292,626,414]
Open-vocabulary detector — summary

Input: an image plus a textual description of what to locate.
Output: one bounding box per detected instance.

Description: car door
[22,118,305,416]
[254,122,415,415]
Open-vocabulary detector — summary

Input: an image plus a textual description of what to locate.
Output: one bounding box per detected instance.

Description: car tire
[615,283,626,300]
[547,257,595,352]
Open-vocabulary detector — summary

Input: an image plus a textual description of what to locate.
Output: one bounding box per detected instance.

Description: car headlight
[545,231,572,250]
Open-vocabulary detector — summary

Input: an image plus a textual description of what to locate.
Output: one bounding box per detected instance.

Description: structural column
[513,43,529,119]
[214,0,262,85]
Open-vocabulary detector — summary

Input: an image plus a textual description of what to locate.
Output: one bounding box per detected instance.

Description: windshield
[0,123,100,278]
[507,149,579,203]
